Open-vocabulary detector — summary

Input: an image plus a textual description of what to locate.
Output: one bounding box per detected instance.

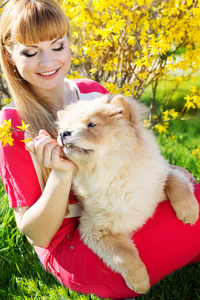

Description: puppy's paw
[126,276,150,294]
[175,196,199,225]
[124,263,150,294]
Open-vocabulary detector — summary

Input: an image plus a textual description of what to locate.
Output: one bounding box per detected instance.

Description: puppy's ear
[108,94,148,128]
[110,95,131,120]
[57,110,66,120]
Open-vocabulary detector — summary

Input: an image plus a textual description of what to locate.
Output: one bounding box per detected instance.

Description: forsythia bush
[1,0,200,146]
[62,0,200,131]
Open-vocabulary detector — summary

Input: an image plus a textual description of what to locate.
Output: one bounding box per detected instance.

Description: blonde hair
[0,0,71,182]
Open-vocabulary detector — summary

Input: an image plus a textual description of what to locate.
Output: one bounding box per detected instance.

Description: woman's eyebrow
[51,37,62,45]
[25,37,62,48]
[25,44,38,48]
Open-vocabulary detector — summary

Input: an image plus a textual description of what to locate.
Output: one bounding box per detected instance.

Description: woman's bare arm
[14,130,75,248]
[170,164,196,185]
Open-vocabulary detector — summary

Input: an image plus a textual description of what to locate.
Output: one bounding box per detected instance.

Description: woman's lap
[49,183,200,299]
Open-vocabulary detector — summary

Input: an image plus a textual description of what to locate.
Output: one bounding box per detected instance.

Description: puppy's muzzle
[60,130,72,144]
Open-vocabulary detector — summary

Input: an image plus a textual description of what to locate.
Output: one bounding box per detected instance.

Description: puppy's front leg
[80,221,150,293]
[165,169,199,224]
[100,233,150,293]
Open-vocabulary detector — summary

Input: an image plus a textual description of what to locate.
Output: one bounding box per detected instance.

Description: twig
[0,0,9,9]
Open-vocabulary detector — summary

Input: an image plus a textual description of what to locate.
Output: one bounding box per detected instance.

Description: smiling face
[0,0,71,98]
[11,35,71,94]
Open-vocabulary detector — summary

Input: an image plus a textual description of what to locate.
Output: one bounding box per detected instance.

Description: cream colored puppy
[57,94,199,294]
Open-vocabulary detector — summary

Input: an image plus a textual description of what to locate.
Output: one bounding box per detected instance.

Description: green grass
[141,74,200,114]
[158,122,200,183]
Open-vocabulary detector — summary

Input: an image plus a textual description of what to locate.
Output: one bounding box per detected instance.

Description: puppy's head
[57,94,147,166]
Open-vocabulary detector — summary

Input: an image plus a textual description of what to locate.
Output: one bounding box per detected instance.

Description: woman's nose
[39,50,54,67]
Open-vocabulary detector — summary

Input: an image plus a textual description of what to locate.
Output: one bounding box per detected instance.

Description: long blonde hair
[0,0,71,182]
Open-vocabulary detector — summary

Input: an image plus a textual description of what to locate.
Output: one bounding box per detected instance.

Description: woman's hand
[18,129,75,248]
[26,129,75,174]
[170,164,197,185]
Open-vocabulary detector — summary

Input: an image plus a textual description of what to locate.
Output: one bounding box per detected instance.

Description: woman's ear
[3,47,15,65]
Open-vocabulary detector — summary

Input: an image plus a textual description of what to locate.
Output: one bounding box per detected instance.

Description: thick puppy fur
[57,94,199,294]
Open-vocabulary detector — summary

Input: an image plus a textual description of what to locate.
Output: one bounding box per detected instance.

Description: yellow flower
[21,138,32,143]
[162,109,178,122]
[3,98,12,105]
[190,86,197,93]
[104,82,120,94]
[16,120,30,131]
[0,119,12,130]
[0,119,31,147]
[168,135,176,141]
[169,109,178,119]
[162,110,169,121]
[191,147,200,159]
[175,77,183,84]
[0,134,14,147]
[154,122,169,134]
[135,60,143,68]
[0,119,14,147]
[184,95,197,110]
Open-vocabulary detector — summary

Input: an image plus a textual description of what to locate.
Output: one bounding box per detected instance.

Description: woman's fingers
[26,134,55,156]
[25,139,35,154]
[38,129,51,137]
[42,141,59,166]
[26,132,49,153]
[34,136,57,164]
[25,130,75,173]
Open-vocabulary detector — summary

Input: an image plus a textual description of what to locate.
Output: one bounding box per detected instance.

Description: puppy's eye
[87,122,97,128]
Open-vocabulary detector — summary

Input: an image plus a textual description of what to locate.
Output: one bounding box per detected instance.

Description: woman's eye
[53,44,65,52]
[87,123,97,128]
[22,52,37,58]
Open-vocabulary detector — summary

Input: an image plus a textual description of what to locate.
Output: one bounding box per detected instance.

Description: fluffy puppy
[57,94,199,294]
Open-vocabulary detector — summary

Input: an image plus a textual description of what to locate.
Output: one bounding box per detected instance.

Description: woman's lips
[37,68,60,79]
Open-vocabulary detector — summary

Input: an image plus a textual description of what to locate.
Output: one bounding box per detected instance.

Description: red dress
[1,79,200,300]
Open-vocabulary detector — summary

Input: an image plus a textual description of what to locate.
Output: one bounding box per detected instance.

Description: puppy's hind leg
[164,169,199,224]
[80,224,150,293]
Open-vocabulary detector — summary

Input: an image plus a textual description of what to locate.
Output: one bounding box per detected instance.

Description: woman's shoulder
[1,100,17,116]
[0,101,20,125]
[71,78,109,95]
[67,78,109,101]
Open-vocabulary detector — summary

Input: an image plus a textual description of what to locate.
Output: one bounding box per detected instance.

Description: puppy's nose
[60,130,72,139]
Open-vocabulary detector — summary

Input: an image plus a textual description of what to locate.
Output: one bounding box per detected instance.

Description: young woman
[0,0,200,299]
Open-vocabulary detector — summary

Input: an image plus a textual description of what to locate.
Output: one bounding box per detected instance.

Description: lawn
[0,75,200,299]
[141,74,200,113]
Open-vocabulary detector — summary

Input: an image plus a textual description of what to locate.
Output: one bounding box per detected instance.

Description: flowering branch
[64,0,200,134]
[0,119,33,147]
[0,0,9,9]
